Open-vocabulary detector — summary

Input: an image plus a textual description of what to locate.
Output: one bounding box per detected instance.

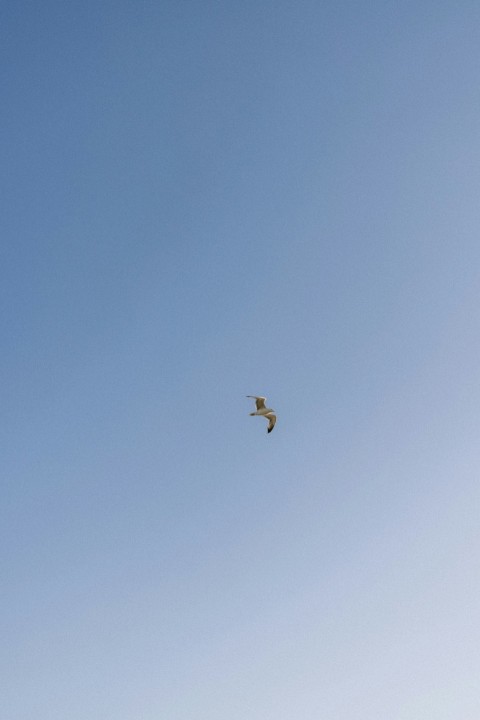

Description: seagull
[247,395,276,433]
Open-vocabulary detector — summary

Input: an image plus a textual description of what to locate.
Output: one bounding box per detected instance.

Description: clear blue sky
[2,2,480,718]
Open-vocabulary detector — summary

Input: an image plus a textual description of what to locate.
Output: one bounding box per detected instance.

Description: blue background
[2,2,480,718]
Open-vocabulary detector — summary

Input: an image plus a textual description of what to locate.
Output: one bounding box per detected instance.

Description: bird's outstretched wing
[247,395,267,411]
[266,413,276,433]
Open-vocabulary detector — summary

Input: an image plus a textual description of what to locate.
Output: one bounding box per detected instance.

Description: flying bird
[247,395,276,433]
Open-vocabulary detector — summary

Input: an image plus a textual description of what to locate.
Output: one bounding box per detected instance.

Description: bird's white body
[250,406,274,417]
[247,396,277,433]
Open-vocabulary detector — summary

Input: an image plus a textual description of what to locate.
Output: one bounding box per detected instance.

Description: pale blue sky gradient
[2,2,480,718]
